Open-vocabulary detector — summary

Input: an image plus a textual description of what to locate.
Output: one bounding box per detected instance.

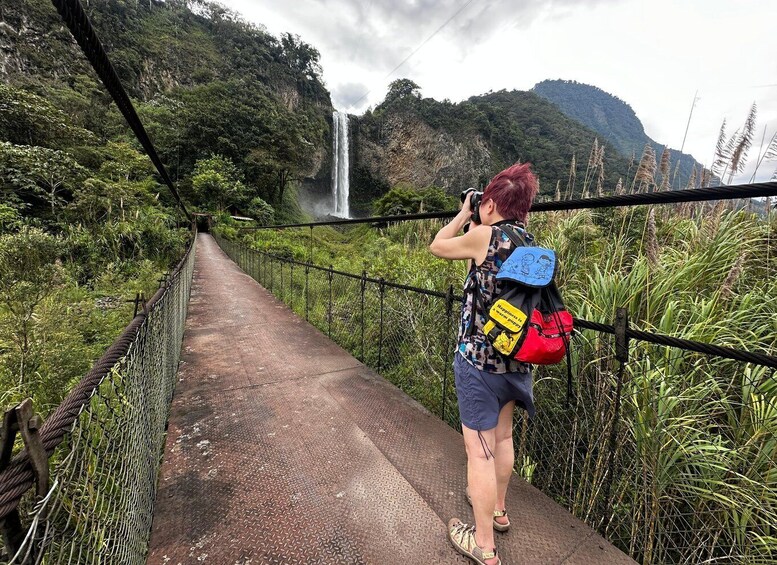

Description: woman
[429,162,539,565]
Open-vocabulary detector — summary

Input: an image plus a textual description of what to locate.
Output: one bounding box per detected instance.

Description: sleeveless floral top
[457,223,532,374]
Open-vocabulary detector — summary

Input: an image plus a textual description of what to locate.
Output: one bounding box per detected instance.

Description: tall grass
[529,206,777,563]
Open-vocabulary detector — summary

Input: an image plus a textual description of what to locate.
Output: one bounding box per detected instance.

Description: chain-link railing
[0,233,196,564]
[214,232,777,565]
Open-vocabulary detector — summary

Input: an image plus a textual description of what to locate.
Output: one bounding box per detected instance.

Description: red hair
[482,162,538,224]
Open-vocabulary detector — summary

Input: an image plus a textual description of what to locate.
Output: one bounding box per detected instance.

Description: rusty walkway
[147,234,635,565]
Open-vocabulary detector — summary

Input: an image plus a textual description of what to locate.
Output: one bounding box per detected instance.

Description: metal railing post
[305,261,310,321]
[601,307,629,527]
[327,265,333,337]
[360,270,366,362]
[309,226,314,264]
[442,284,454,421]
[0,398,49,561]
[290,262,294,310]
[378,278,385,372]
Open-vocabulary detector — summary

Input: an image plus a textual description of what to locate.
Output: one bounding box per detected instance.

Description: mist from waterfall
[331,110,350,218]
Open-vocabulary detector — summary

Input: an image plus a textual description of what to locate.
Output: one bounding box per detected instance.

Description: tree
[280,33,322,81]
[373,183,456,215]
[0,203,22,233]
[0,84,93,148]
[0,227,63,387]
[0,142,88,215]
[191,155,248,212]
[385,79,421,104]
[98,141,154,182]
[246,197,274,225]
[246,110,316,204]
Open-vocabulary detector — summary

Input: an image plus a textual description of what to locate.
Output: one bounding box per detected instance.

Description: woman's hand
[461,190,481,232]
[460,189,475,218]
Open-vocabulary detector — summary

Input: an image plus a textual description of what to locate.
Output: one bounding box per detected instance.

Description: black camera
[460,188,483,224]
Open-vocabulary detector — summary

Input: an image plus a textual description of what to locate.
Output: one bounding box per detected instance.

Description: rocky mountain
[346,79,634,215]
[532,79,705,188]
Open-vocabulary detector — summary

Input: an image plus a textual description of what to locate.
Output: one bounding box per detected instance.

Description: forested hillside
[350,79,637,214]
[533,79,704,188]
[3,0,333,213]
[0,0,332,412]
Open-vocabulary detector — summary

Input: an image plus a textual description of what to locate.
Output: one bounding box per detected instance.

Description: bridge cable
[50,0,192,221]
[241,180,777,230]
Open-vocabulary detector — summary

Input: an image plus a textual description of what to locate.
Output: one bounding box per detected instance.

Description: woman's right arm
[429,217,491,264]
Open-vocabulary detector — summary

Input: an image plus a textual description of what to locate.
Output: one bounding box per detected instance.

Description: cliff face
[0,1,86,80]
[356,112,492,191]
[346,88,636,216]
[347,110,494,215]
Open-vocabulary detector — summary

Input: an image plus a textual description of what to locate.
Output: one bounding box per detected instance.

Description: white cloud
[225,0,777,182]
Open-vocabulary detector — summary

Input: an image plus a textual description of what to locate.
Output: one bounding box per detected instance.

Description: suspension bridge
[143,233,634,564]
[1,0,777,563]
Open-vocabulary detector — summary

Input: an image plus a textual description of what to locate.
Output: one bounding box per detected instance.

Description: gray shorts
[454,352,535,431]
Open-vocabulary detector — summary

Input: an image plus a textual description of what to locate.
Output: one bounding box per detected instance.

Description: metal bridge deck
[147,234,635,565]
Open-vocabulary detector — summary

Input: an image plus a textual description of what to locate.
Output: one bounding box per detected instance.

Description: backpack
[467,224,574,397]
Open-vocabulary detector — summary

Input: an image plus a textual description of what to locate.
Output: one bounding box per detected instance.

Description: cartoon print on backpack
[520,253,534,275]
[496,247,556,287]
[536,254,553,278]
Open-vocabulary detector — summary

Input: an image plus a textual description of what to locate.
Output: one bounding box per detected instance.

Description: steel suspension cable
[241,180,777,230]
[50,0,191,221]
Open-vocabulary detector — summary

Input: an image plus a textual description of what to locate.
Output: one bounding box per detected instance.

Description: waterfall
[331,110,350,217]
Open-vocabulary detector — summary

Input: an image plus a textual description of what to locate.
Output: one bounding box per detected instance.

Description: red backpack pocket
[515,309,573,365]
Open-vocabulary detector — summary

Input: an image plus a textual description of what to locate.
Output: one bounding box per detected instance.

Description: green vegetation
[532,79,703,188]
[8,0,332,219]
[0,86,187,414]
[1,0,335,415]
[373,183,458,216]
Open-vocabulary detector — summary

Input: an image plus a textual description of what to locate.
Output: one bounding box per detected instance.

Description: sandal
[466,489,511,532]
[448,518,501,565]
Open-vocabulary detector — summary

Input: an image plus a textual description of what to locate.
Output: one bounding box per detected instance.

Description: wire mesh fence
[215,232,776,565]
[0,234,196,564]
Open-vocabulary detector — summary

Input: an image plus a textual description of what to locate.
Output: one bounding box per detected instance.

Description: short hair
[482,162,538,224]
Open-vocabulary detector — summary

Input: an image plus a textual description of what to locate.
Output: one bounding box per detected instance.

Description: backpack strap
[542,285,574,406]
[497,224,530,249]
[465,263,479,336]
[465,223,531,337]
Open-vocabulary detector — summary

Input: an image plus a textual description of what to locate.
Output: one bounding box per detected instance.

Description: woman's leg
[462,424,499,562]
[493,401,515,521]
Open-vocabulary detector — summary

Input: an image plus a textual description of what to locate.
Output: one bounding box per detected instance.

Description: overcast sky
[225,0,777,183]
